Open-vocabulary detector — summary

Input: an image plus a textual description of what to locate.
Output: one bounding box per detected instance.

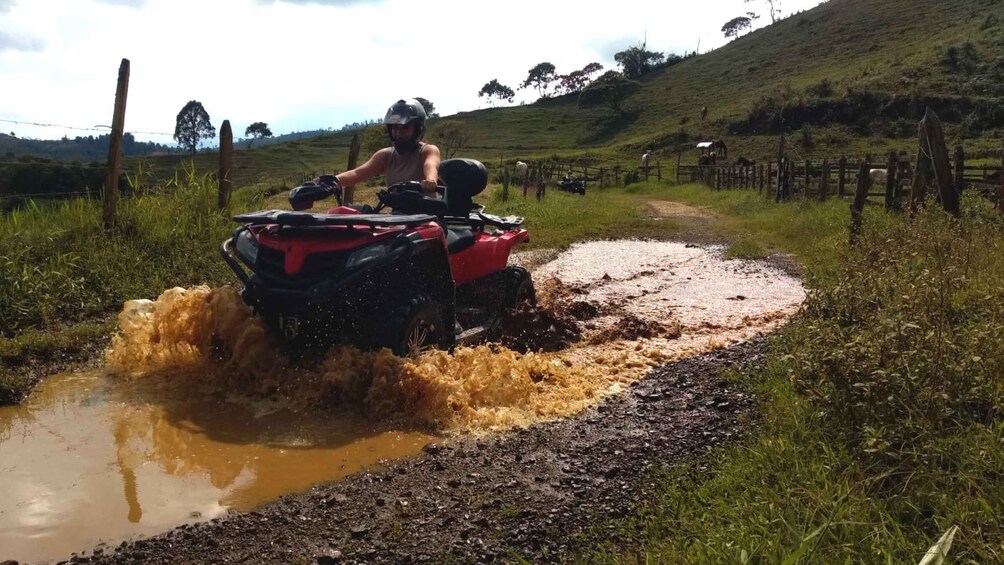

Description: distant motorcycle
[557,176,585,195]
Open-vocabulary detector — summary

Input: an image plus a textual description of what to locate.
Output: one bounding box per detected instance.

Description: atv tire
[376,295,448,357]
[502,266,536,311]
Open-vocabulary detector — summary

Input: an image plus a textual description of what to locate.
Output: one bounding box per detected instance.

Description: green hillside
[71,0,1004,188]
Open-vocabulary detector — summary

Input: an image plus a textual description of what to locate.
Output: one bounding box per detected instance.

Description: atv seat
[440,158,487,217]
[445,227,476,254]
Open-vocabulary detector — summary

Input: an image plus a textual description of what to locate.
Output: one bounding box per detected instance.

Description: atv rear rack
[232,210,436,229]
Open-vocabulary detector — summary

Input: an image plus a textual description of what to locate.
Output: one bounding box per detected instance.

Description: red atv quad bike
[220,158,535,356]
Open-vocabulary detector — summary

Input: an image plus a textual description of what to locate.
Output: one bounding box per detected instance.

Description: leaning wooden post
[103,58,129,230]
[884,151,898,211]
[850,161,869,245]
[837,156,847,198]
[920,108,960,217]
[953,145,965,197]
[343,132,361,204]
[218,120,233,210]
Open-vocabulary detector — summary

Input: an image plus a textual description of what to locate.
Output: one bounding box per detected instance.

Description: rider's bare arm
[335,148,391,187]
[420,144,442,195]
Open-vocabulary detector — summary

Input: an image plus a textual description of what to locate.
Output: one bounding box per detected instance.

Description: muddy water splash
[106,241,804,434]
[106,286,606,432]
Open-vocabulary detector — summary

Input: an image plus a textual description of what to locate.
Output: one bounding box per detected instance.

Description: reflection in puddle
[0,371,436,564]
[0,240,805,563]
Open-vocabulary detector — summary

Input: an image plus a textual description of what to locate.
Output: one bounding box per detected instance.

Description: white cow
[514,161,529,183]
[641,151,651,170]
[868,168,887,187]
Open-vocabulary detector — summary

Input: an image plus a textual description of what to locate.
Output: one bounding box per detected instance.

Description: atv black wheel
[376,296,448,357]
[502,266,536,311]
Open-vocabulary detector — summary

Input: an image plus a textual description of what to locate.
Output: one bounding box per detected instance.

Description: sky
[0,0,827,147]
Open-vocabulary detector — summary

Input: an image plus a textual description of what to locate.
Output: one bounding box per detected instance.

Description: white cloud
[0,0,827,144]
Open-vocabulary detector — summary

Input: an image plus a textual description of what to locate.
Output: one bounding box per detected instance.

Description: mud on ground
[71,338,765,565]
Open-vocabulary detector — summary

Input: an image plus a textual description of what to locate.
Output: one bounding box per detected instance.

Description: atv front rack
[232,209,436,228]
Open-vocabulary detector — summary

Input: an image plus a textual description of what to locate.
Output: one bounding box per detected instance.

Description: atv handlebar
[288,176,343,211]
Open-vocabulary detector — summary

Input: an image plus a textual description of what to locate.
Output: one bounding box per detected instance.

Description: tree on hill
[614,42,664,80]
[431,122,469,159]
[722,14,757,39]
[577,71,640,115]
[415,97,439,118]
[519,62,557,99]
[174,100,216,154]
[555,62,604,96]
[478,79,516,105]
[746,0,781,23]
[244,122,273,148]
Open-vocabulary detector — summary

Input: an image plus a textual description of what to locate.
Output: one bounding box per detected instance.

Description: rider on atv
[332,98,442,198]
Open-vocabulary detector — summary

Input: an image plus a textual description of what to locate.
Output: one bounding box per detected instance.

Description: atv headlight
[235,230,259,264]
[346,242,391,269]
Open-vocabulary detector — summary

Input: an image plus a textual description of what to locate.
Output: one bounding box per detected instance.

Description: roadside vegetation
[574,189,1004,563]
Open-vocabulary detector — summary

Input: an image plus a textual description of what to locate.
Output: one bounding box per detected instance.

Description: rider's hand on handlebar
[419,179,438,195]
[316,174,341,192]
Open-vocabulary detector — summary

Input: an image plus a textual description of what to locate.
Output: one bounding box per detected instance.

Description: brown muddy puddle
[0,240,804,563]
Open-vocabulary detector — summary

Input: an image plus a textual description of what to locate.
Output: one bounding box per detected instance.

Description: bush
[805,78,834,98]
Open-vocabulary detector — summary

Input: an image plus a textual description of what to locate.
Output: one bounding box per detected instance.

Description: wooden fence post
[819,159,830,201]
[344,132,361,204]
[657,163,661,181]
[837,156,847,198]
[218,120,233,210]
[999,137,1004,214]
[502,166,511,202]
[850,161,869,244]
[103,58,129,230]
[884,151,898,211]
[803,160,811,198]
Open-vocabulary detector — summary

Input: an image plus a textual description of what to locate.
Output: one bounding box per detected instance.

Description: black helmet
[384,98,427,152]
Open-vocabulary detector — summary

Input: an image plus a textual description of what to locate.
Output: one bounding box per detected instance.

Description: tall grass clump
[792,195,1004,467]
[0,166,265,336]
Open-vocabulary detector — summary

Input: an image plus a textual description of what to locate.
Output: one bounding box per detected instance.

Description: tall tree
[415,97,439,118]
[577,71,640,115]
[244,121,273,148]
[478,79,516,105]
[432,122,469,159]
[519,62,557,99]
[174,100,216,154]
[746,0,780,23]
[613,43,665,80]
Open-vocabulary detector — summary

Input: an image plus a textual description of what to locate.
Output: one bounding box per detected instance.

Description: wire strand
[0,117,173,136]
